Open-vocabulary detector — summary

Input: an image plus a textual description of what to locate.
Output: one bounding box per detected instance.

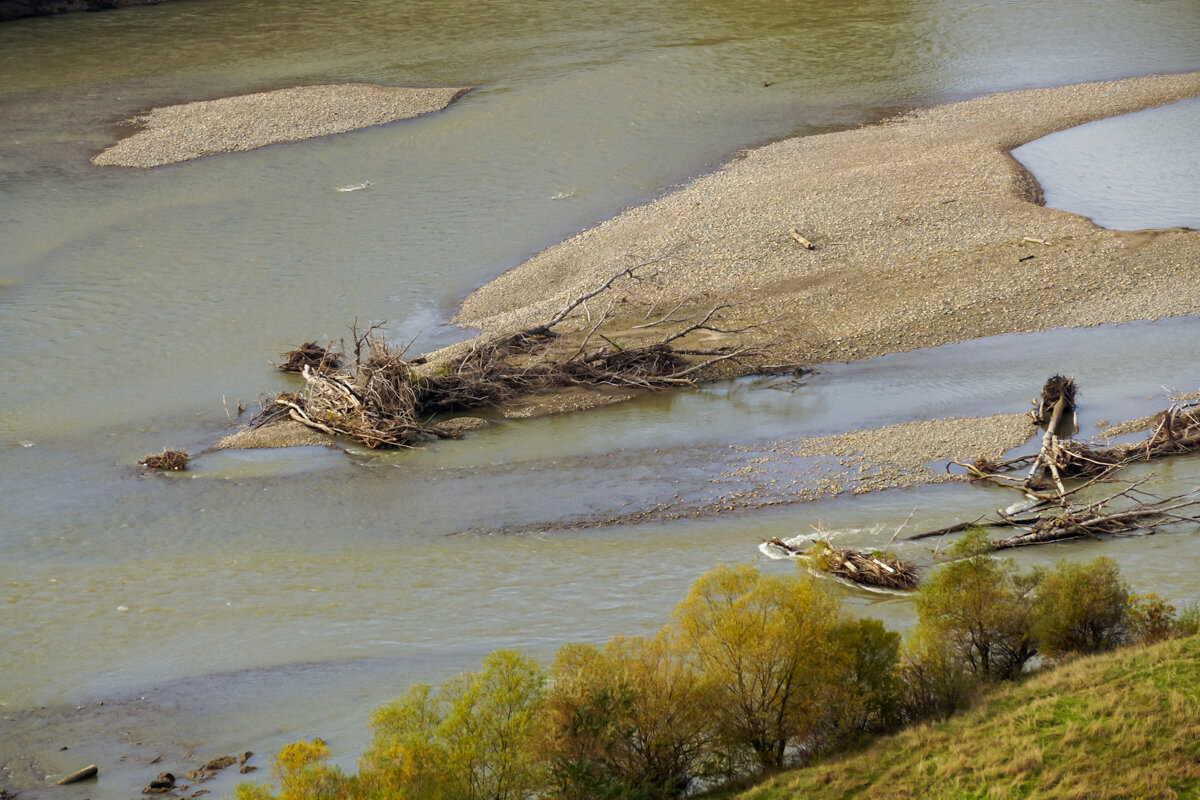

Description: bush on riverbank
[236,550,1197,800]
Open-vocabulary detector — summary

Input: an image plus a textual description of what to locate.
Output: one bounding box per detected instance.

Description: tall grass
[717,634,1200,800]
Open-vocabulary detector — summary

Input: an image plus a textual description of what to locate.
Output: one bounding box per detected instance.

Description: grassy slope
[723,635,1200,800]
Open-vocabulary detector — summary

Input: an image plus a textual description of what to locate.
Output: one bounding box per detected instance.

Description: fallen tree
[921,378,1200,550]
[765,538,920,591]
[991,481,1200,549]
[249,265,797,448]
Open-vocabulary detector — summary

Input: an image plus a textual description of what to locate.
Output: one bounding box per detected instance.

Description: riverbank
[711,633,1200,800]
[450,71,1200,401]
[0,0,164,22]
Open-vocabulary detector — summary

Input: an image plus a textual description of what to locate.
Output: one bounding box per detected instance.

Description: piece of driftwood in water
[772,539,919,590]
[56,764,98,785]
[991,486,1200,549]
[251,264,798,448]
[274,341,344,373]
[140,449,190,470]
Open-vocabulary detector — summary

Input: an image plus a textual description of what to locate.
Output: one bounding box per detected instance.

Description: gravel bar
[454,72,1200,394]
[93,84,470,168]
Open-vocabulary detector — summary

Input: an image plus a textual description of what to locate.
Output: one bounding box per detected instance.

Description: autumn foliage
[239,550,1194,800]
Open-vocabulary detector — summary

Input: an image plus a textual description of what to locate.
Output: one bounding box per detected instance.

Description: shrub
[1033,557,1129,658]
[235,737,350,800]
[832,617,903,735]
[360,649,546,800]
[898,629,980,722]
[1172,602,1200,638]
[1127,592,1177,645]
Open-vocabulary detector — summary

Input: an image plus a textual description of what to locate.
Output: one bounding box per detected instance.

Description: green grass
[715,635,1200,800]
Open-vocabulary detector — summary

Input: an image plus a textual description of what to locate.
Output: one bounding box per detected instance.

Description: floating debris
[764,537,919,591]
[139,449,190,471]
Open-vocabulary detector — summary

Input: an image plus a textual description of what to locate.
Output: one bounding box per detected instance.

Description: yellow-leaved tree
[537,631,715,799]
[670,563,847,771]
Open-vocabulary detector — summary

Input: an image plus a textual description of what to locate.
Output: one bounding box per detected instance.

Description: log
[56,764,98,785]
[788,228,815,250]
[1026,395,1066,488]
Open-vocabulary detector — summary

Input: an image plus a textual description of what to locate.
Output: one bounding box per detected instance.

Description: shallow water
[1013,96,1200,230]
[2,0,1200,796]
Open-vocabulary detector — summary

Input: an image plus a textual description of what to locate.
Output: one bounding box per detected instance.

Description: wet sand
[92,84,470,168]
[453,71,1200,385]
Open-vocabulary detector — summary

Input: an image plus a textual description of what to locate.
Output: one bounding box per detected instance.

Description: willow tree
[538,632,715,799]
[914,531,1038,682]
[670,564,846,771]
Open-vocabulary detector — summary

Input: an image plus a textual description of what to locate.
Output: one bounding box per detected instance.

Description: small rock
[203,755,236,772]
[434,416,492,437]
[238,751,253,765]
[239,765,257,774]
[143,772,175,794]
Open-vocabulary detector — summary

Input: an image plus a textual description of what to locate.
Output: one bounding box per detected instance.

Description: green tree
[359,683,454,798]
[914,531,1037,681]
[670,563,844,771]
[1033,556,1129,658]
[233,737,351,800]
[831,617,903,735]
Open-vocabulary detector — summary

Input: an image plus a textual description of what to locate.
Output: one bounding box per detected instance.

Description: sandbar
[92,84,470,168]
[453,72,1200,393]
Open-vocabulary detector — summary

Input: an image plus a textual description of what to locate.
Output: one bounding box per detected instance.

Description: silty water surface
[2,0,1200,796]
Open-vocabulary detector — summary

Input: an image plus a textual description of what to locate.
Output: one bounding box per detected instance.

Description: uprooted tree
[250,263,795,448]
[911,377,1200,551]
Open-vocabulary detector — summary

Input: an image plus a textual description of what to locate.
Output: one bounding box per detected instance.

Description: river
[1,0,1199,796]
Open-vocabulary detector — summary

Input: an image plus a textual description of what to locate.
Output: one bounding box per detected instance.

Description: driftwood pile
[990,481,1200,549]
[252,265,789,448]
[274,341,344,373]
[929,376,1200,551]
[139,449,190,471]
[766,538,920,591]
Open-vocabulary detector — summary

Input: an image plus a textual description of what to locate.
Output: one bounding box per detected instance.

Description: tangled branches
[764,537,920,591]
[250,266,795,448]
[931,378,1200,550]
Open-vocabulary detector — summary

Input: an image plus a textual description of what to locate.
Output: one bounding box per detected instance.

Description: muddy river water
[2,0,1199,796]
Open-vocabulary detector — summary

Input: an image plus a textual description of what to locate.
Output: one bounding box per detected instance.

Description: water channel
[2,0,1199,796]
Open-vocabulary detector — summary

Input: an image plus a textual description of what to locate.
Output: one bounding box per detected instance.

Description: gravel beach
[92,84,469,167]
[454,72,1200,381]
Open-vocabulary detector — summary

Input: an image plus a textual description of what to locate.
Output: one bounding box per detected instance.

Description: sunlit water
[2,0,1200,796]
[1013,96,1200,230]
